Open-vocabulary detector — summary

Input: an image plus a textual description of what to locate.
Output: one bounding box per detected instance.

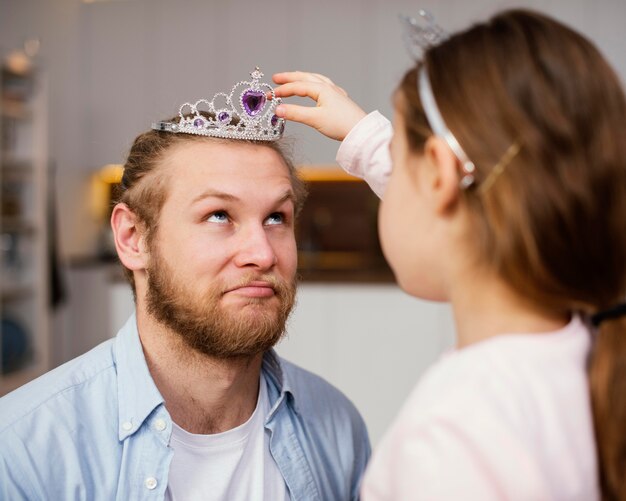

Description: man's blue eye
[265,213,284,225]
[207,211,229,223]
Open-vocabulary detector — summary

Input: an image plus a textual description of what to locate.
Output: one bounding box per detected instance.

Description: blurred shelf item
[295,166,393,282]
[297,165,362,183]
[0,366,40,395]
[1,218,38,233]
[1,284,35,302]
[2,160,34,182]
[0,47,50,396]
[1,99,32,120]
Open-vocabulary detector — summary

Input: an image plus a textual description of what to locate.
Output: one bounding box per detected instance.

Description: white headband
[418,67,476,188]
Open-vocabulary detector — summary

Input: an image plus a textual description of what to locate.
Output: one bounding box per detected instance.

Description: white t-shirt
[165,374,289,501]
[361,315,599,501]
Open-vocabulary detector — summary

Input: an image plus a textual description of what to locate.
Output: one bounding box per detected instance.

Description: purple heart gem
[242,90,266,116]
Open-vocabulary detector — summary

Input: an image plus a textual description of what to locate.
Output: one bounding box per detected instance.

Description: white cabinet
[0,54,50,395]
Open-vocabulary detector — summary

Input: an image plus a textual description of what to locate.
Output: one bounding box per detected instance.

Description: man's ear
[423,136,461,214]
[111,203,148,271]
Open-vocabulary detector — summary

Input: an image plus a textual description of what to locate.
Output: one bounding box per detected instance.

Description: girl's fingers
[275,103,318,125]
[273,71,340,86]
[310,73,337,86]
[273,81,323,101]
[273,71,324,85]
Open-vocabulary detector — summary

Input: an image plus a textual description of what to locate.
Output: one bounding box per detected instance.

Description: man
[0,69,370,500]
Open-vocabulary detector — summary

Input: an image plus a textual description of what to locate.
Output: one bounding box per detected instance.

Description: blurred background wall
[1,0,624,445]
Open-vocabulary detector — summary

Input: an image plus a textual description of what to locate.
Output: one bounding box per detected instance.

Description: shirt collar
[114,312,164,441]
[113,315,299,437]
[262,349,300,417]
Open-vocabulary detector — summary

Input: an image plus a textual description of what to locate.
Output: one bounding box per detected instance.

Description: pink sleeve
[336,111,392,199]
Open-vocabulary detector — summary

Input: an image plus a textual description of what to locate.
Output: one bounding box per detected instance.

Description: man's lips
[224,281,276,298]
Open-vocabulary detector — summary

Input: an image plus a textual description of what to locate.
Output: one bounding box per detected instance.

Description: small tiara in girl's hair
[400,10,449,60]
[152,67,284,142]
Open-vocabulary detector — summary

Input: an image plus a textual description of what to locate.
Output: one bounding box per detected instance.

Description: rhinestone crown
[152,67,284,141]
[400,10,449,60]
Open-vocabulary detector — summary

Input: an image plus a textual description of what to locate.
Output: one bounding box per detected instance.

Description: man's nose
[233,224,277,270]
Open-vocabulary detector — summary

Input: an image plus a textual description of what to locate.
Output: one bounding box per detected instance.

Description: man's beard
[145,246,296,359]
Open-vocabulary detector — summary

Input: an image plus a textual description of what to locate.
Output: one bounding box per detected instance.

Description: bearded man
[0,69,370,501]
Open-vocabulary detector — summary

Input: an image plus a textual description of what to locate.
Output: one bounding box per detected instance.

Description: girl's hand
[273,71,367,141]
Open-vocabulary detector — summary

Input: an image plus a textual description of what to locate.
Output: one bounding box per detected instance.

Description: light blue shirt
[0,314,370,500]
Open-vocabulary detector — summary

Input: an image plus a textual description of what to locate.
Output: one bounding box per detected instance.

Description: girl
[273,9,626,500]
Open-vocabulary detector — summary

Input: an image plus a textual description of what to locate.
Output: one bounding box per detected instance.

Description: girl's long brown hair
[398,10,626,499]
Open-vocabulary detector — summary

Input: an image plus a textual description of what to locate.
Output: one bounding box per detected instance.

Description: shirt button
[154,418,166,431]
[145,477,158,490]
[122,421,133,431]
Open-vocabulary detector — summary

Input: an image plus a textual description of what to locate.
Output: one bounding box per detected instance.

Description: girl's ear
[111,203,149,271]
[423,136,462,214]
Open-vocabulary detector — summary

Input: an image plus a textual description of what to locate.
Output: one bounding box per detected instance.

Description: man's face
[143,140,298,359]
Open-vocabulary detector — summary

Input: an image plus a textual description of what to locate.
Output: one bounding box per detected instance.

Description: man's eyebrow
[190,189,294,206]
[277,190,295,204]
[191,190,240,204]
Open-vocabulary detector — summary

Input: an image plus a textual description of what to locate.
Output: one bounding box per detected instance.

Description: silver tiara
[152,67,284,141]
[400,10,449,60]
